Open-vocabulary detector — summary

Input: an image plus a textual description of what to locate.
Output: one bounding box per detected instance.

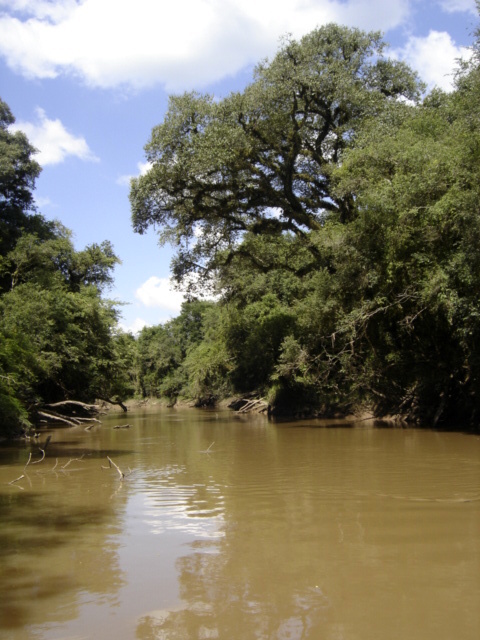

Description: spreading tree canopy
[130,24,421,287]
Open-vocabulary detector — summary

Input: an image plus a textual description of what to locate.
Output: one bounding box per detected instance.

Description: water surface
[0,408,479,639]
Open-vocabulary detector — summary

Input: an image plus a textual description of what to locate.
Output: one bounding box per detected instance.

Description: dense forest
[0,99,135,435]
[1,20,480,436]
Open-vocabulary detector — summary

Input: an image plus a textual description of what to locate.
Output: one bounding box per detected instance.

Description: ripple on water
[134,468,226,538]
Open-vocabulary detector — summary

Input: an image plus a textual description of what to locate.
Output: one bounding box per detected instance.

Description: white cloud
[437,0,477,14]
[116,175,132,187]
[118,317,150,335]
[395,31,472,91]
[11,107,99,166]
[138,161,152,175]
[117,160,152,187]
[0,0,81,22]
[0,0,411,91]
[34,195,53,207]
[135,276,185,312]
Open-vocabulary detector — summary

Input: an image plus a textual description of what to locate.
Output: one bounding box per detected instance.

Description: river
[0,407,479,639]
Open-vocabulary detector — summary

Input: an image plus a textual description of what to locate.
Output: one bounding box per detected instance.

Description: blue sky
[0,0,477,333]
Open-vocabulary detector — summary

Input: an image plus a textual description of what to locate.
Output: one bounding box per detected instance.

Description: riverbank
[118,395,414,428]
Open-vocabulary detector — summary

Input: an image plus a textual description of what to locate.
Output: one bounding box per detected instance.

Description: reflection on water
[0,409,479,640]
[137,468,225,538]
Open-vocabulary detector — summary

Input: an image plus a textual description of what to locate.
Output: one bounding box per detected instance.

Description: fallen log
[37,411,78,427]
[228,397,269,413]
[97,396,128,412]
[237,398,269,413]
[36,401,102,428]
[45,400,101,411]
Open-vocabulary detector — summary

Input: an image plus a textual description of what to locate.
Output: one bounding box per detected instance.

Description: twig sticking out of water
[107,456,124,479]
[200,441,215,454]
[24,452,32,471]
[32,449,46,464]
[7,452,32,486]
[32,435,52,464]
[102,456,133,480]
[62,454,85,469]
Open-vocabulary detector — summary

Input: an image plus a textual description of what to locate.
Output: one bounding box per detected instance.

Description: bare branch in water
[103,456,133,480]
[62,455,85,469]
[7,453,32,487]
[107,456,125,480]
[31,435,52,464]
[24,452,32,471]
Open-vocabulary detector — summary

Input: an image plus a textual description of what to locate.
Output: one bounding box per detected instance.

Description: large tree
[130,24,421,288]
[129,21,480,426]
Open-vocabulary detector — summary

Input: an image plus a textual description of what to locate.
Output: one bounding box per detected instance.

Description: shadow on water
[0,441,136,462]
[0,422,132,631]
[0,491,119,630]
[0,492,113,543]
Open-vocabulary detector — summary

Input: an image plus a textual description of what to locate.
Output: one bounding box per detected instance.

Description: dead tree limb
[237,398,268,413]
[37,411,78,427]
[7,452,32,486]
[32,435,52,464]
[61,455,85,469]
[106,456,125,480]
[97,396,128,412]
[45,400,101,411]
[32,449,46,464]
[24,452,32,471]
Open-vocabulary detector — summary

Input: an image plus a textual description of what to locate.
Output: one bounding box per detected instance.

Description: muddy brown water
[0,407,479,639]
